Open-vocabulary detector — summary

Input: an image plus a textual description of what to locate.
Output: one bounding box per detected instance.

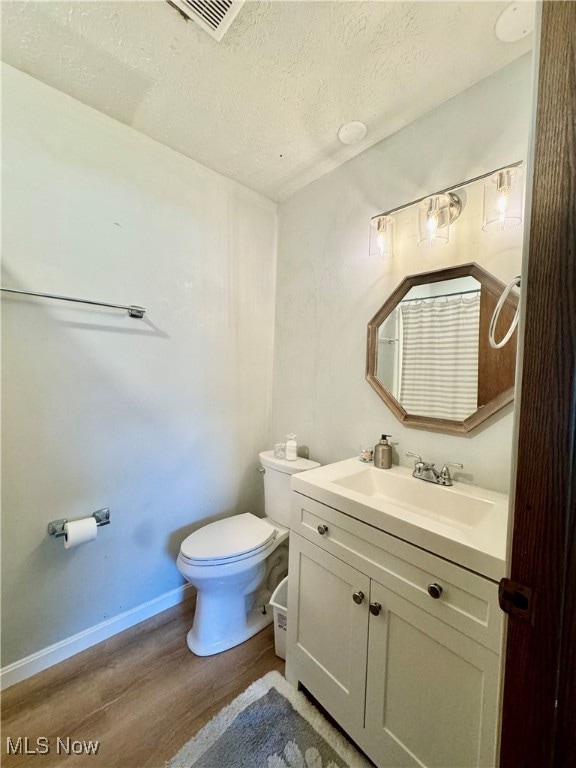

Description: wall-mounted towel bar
[1,287,146,318]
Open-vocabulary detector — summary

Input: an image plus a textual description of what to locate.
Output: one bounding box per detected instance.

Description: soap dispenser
[374,435,392,469]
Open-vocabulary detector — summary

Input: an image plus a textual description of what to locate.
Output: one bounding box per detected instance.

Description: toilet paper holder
[48,508,111,538]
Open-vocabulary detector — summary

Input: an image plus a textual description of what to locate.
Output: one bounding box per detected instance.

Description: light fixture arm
[446,192,463,224]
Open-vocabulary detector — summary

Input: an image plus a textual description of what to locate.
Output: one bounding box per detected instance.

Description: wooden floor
[1,597,284,767]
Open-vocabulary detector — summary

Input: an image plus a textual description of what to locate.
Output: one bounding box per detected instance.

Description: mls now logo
[6,736,100,755]
[6,737,50,755]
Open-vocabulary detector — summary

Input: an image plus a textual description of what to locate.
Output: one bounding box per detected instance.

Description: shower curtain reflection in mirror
[398,293,481,420]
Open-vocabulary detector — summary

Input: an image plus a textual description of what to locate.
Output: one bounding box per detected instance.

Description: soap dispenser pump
[374,435,392,469]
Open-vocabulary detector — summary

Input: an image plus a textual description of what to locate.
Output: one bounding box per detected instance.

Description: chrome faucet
[406,453,463,487]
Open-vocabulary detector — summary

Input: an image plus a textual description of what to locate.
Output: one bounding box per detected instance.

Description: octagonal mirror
[366,263,519,435]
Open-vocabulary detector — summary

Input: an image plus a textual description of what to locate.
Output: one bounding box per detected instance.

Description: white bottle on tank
[285,433,298,461]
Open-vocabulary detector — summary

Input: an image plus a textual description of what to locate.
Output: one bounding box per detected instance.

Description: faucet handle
[406,451,422,463]
[406,452,424,477]
[440,462,463,482]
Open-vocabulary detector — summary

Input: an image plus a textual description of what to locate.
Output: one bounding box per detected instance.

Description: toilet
[177,450,320,656]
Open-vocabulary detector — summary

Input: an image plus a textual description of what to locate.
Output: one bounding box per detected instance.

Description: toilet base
[178,533,289,657]
[186,604,273,656]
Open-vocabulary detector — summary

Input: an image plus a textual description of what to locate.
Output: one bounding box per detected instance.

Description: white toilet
[177,450,320,656]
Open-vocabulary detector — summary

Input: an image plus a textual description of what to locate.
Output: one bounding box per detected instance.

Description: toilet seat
[179,513,277,566]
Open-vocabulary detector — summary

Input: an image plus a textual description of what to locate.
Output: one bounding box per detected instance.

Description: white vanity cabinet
[286,492,503,768]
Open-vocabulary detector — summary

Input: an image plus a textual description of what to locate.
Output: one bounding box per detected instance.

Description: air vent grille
[168,0,245,41]
[187,0,232,31]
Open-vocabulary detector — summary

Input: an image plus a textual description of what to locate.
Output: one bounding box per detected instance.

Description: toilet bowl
[177,450,320,656]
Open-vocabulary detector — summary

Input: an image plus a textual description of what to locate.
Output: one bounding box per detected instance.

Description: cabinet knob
[352,591,365,605]
[369,602,382,616]
[427,583,443,600]
[317,524,328,536]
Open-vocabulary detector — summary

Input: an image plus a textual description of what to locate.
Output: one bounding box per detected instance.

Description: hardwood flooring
[1,596,284,767]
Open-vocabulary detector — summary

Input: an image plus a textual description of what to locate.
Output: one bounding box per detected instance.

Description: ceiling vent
[167,0,246,41]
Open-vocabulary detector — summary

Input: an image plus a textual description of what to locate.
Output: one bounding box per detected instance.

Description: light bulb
[369,215,395,258]
[497,190,509,221]
[418,194,452,248]
[427,212,439,244]
[483,167,522,232]
[496,169,513,223]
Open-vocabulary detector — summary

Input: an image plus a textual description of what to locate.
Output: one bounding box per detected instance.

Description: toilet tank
[259,450,320,528]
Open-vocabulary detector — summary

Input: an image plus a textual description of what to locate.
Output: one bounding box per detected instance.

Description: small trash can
[269,575,289,659]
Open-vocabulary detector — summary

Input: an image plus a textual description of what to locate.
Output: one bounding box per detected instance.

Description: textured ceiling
[1,1,533,201]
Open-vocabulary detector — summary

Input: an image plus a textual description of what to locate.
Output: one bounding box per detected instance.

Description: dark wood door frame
[499,2,576,766]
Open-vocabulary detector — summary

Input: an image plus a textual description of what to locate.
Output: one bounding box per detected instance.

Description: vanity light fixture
[369,163,522,259]
[369,214,395,259]
[482,167,523,232]
[417,192,462,248]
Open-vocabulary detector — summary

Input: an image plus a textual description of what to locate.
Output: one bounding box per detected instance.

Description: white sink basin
[291,459,509,580]
[332,467,492,530]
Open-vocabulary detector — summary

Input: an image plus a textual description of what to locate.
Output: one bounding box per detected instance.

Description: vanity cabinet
[286,493,503,768]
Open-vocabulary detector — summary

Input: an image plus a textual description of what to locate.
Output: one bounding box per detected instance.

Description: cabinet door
[286,534,370,735]
[364,580,500,768]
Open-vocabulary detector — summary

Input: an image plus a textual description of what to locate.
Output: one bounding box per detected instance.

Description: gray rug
[167,671,372,768]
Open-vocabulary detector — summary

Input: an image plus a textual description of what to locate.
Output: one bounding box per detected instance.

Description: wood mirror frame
[366,262,519,435]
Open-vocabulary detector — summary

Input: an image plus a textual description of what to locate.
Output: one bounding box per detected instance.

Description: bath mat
[166,671,373,768]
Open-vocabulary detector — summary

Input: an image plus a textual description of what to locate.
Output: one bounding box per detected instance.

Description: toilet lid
[180,513,277,563]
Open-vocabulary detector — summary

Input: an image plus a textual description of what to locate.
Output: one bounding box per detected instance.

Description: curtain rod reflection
[400,288,480,304]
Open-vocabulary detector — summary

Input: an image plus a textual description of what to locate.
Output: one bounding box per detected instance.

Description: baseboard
[0,583,194,690]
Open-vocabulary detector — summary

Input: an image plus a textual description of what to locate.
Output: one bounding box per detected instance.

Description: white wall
[1,64,277,670]
[272,55,533,493]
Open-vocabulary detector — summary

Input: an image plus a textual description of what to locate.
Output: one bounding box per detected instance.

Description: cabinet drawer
[291,492,502,652]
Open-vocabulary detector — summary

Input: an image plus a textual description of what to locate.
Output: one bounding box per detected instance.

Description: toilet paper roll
[64,517,97,549]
